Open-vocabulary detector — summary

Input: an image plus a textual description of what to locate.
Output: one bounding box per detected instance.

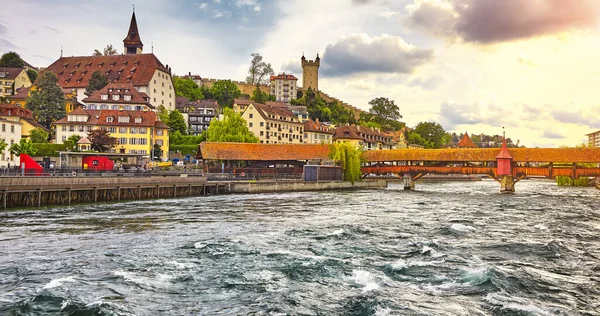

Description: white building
[0,117,22,168]
[270,73,298,103]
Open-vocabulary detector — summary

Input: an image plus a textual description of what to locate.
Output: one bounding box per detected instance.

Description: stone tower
[123,9,143,54]
[301,53,320,91]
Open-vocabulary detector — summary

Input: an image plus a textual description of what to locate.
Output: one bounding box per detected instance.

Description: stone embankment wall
[229,180,387,193]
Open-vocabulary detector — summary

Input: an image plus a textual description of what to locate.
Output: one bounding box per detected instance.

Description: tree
[25,71,66,129]
[200,85,214,100]
[0,96,8,103]
[367,97,404,131]
[157,105,170,125]
[201,108,258,143]
[407,131,432,148]
[93,44,118,56]
[210,80,241,108]
[85,71,109,96]
[413,122,447,149]
[29,127,49,143]
[168,109,188,135]
[88,129,117,152]
[153,144,162,160]
[9,139,38,156]
[250,86,276,103]
[329,142,362,184]
[26,69,38,83]
[0,52,24,68]
[173,77,204,101]
[0,139,7,154]
[245,53,274,86]
[67,134,81,145]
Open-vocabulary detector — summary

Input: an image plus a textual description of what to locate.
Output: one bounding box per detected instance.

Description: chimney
[189,72,191,76]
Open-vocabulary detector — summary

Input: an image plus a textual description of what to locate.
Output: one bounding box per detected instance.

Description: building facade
[303,120,334,144]
[10,86,81,113]
[176,97,219,135]
[587,130,600,148]
[241,102,304,144]
[0,103,48,139]
[0,116,22,168]
[53,108,169,160]
[333,125,395,150]
[0,68,32,97]
[270,73,297,103]
[82,83,154,111]
[42,11,175,110]
[301,54,320,91]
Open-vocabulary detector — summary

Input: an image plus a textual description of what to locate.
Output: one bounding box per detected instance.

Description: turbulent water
[1,180,600,315]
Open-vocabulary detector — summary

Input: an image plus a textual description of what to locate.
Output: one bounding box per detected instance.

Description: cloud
[320,33,433,77]
[405,0,600,43]
[439,101,519,130]
[199,3,208,10]
[408,76,442,90]
[542,130,565,139]
[518,57,538,67]
[550,109,600,127]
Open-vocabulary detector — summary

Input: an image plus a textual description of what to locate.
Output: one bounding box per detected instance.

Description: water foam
[43,276,76,289]
[328,229,346,236]
[352,270,379,293]
[461,267,493,285]
[450,223,476,232]
[534,224,548,230]
[485,293,551,315]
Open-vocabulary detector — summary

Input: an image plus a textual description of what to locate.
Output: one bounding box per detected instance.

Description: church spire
[123,9,143,54]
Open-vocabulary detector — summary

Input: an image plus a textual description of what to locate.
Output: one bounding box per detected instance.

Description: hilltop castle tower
[301,53,320,91]
[123,9,143,54]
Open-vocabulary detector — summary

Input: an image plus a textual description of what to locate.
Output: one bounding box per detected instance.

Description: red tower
[496,134,513,176]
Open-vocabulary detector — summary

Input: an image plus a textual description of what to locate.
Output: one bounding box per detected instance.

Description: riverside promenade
[0,174,386,209]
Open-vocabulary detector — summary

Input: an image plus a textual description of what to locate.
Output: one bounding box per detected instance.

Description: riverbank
[0,176,387,209]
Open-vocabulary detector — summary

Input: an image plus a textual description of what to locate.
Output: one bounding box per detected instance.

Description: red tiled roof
[0,68,26,80]
[82,83,153,108]
[265,101,288,107]
[333,125,393,144]
[42,54,169,89]
[197,142,331,160]
[53,108,166,129]
[270,73,298,81]
[234,99,253,106]
[0,103,48,131]
[304,120,334,134]
[9,87,30,100]
[457,132,477,148]
[252,102,299,123]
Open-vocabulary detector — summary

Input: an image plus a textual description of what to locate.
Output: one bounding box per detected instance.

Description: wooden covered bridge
[197,141,600,192]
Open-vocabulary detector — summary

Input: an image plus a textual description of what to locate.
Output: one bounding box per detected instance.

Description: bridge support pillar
[402,174,415,190]
[500,175,515,193]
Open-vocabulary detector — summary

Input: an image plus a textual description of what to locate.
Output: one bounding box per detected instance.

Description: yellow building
[53,108,169,160]
[303,120,334,144]
[0,103,49,139]
[9,86,81,113]
[333,125,396,150]
[240,101,304,144]
[0,68,32,97]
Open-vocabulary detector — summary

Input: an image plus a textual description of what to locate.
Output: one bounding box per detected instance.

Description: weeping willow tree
[329,142,362,184]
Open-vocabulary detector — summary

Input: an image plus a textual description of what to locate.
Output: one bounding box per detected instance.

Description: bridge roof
[364,148,600,163]
[197,142,331,161]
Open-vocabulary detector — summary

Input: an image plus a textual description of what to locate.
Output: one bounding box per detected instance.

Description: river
[1,180,599,315]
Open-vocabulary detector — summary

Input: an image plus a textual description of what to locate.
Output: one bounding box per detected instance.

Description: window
[62,126,67,131]
[10,125,14,133]
[140,138,147,145]
[106,117,114,123]
[260,122,264,127]
[139,128,147,134]
[118,116,130,123]
[156,130,164,136]
[162,82,164,87]
[153,89,156,93]
[135,117,142,123]
[249,122,253,128]
[119,127,127,133]
[124,95,131,101]
[107,127,116,133]
[124,106,132,110]
[260,131,264,136]
[78,126,84,132]
[118,137,127,145]
[69,126,75,132]
[112,105,119,110]
[112,95,120,101]
[85,126,92,132]
[101,94,108,100]
[130,127,138,134]
[249,113,253,119]
[1,124,4,132]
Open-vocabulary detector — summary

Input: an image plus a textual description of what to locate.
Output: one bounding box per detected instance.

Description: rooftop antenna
[503,127,505,139]
[151,42,154,53]
[60,46,63,57]
[133,4,135,12]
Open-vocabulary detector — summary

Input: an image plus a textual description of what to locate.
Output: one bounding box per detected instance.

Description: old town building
[333,125,395,150]
[176,97,219,135]
[42,11,175,110]
[303,119,334,144]
[82,83,153,111]
[241,102,304,144]
[0,103,48,139]
[10,86,81,113]
[270,73,298,103]
[0,116,22,168]
[53,108,169,160]
[0,68,32,97]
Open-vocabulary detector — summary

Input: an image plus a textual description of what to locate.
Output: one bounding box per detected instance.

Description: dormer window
[118,116,130,123]
[112,95,120,101]
[124,95,131,101]
[101,94,108,100]
[135,117,142,123]
[106,117,114,123]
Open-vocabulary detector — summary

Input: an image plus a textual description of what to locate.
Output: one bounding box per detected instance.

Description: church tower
[123,9,143,54]
[302,53,320,91]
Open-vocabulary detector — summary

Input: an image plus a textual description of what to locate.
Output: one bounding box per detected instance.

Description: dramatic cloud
[551,109,600,127]
[321,33,433,76]
[542,130,565,139]
[439,102,519,130]
[405,0,600,43]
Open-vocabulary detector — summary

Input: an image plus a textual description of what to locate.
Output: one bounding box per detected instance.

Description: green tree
[245,53,274,85]
[329,142,362,184]
[210,80,241,108]
[67,134,81,145]
[25,71,66,129]
[9,139,38,156]
[85,71,109,96]
[201,108,258,143]
[173,77,204,101]
[407,131,432,148]
[367,97,404,131]
[0,139,7,153]
[157,105,170,125]
[413,122,447,149]
[168,109,188,135]
[250,86,276,103]
[26,69,38,83]
[29,127,49,143]
[200,85,214,100]
[93,44,118,56]
[88,129,117,152]
[153,144,162,160]
[0,52,24,68]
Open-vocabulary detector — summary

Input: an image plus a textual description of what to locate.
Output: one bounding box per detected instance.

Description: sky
[2,0,600,147]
